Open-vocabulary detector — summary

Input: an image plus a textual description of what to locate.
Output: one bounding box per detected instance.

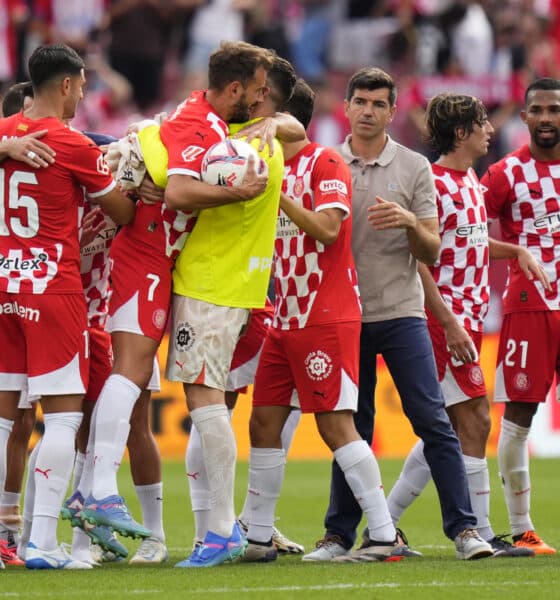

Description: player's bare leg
[0,406,36,565]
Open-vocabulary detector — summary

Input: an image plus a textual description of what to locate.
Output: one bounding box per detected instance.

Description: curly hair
[425,93,488,155]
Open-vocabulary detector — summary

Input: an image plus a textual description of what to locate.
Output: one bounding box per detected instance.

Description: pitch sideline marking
[0,580,542,597]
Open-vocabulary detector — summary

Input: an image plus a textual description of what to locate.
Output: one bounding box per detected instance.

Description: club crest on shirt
[293,177,305,197]
[305,350,333,381]
[175,321,195,351]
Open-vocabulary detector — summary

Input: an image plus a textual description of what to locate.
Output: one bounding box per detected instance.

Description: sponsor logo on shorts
[175,321,195,351]
[305,350,333,381]
[513,371,530,392]
[468,365,484,386]
[153,309,167,330]
[319,179,347,195]
[0,300,40,322]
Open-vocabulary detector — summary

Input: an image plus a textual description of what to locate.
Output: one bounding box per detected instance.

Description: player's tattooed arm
[0,130,55,167]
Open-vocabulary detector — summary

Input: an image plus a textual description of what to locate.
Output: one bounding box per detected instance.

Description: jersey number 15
[0,169,39,238]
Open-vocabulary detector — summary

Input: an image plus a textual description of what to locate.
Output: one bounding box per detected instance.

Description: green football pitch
[2,458,560,599]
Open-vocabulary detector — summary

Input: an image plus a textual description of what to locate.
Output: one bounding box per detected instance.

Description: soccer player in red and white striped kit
[387,93,549,558]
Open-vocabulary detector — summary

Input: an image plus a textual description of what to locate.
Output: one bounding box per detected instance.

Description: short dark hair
[2,81,33,117]
[426,93,488,155]
[284,78,315,130]
[208,41,274,91]
[525,77,560,105]
[28,43,85,91]
[346,67,396,105]
[267,56,297,112]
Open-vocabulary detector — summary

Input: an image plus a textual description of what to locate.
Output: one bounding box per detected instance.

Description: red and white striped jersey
[429,165,489,332]
[79,205,116,328]
[273,143,361,330]
[482,144,560,313]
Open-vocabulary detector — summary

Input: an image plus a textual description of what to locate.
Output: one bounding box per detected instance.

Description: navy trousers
[324,317,476,547]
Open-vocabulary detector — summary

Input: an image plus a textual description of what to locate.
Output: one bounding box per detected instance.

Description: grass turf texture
[2,458,560,599]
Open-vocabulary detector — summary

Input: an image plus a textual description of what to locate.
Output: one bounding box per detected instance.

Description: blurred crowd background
[2,0,558,330]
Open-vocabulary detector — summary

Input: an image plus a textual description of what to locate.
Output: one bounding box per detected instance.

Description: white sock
[280,409,301,455]
[19,441,40,559]
[335,440,396,543]
[387,440,431,525]
[0,490,22,533]
[30,412,82,551]
[92,374,140,499]
[498,417,533,536]
[71,529,92,562]
[135,482,165,542]
[70,452,91,561]
[190,405,237,538]
[0,417,14,492]
[78,402,99,499]
[0,491,21,507]
[246,448,286,544]
[239,411,300,525]
[72,452,85,494]
[186,424,210,541]
[463,454,493,540]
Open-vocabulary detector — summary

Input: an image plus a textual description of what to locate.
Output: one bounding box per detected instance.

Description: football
[201,139,265,187]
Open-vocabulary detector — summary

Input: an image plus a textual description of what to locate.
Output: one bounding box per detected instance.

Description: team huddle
[0,39,559,570]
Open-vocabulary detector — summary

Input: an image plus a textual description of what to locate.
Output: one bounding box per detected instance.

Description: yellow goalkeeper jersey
[172,119,282,308]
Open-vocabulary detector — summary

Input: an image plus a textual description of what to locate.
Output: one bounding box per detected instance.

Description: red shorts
[253,322,360,414]
[226,305,273,393]
[495,311,560,403]
[85,326,113,402]
[107,241,172,342]
[0,291,89,396]
[428,315,486,406]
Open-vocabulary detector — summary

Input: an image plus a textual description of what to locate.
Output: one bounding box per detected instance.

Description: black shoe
[489,534,535,557]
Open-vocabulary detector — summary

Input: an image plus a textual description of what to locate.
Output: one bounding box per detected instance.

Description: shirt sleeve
[410,154,438,220]
[480,163,510,220]
[71,135,116,198]
[311,149,352,218]
[161,111,227,179]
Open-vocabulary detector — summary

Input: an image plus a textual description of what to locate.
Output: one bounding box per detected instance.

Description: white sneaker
[25,543,93,570]
[454,528,494,560]
[302,536,349,562]
[129,537,169,564]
